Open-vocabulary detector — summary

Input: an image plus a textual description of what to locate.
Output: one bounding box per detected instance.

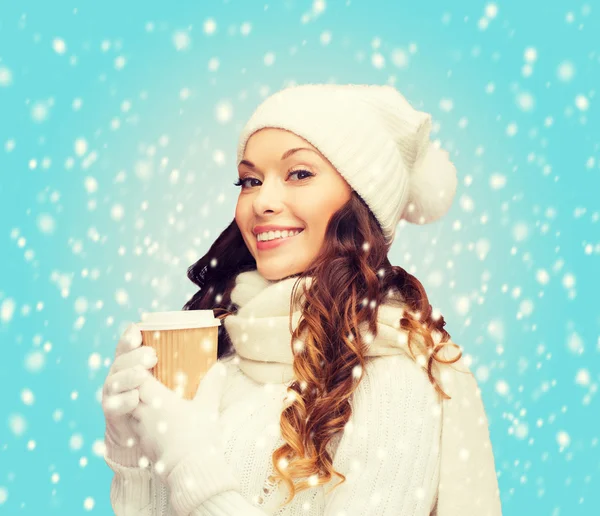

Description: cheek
[304,195,339,230]
[234,205,248,243]
[303,214,327,245]
[234,201,246,225]
[235,202,257,246]
[303,191,348,245]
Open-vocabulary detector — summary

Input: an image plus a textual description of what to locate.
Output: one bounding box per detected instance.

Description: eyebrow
[238,147,320,171]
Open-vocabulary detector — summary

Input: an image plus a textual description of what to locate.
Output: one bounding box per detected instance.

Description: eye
[233,177,260,189]
[289,169,314,181]
[233,169,314,189]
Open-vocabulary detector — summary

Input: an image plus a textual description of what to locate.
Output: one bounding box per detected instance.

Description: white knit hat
[236,83,458,246]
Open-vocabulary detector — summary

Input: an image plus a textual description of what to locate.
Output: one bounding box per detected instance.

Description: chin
[257,265,303,282]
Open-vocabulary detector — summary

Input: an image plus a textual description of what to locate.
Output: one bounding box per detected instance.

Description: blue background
[0,0,598,514]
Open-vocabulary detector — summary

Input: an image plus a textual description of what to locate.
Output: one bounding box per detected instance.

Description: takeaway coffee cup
[137,311,221,400]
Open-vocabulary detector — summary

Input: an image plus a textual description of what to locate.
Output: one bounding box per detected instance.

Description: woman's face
[235,128,352,281]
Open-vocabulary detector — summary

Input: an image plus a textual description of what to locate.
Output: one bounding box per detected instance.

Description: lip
[256,229,304,251]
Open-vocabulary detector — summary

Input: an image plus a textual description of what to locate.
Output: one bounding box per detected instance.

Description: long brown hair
[182,192,461,508]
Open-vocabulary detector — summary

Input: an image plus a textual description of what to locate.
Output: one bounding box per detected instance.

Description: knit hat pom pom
[402,141,458,225]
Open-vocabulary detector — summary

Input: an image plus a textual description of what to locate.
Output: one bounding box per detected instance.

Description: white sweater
[105,352,443,515]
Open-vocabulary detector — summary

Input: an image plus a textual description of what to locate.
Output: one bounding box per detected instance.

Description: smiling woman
[104,83,501,516]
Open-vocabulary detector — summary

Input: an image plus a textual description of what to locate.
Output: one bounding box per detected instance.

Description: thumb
[138,374,173,407]
[193,360,228,413]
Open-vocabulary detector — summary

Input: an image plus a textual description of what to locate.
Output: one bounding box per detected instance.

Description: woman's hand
[102,323,158,464]
[130,360,229,482]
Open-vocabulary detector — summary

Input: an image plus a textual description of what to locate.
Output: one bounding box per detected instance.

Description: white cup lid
[137,310,221,331]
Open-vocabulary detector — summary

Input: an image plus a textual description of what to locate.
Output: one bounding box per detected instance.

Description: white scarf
[223,269,502,516]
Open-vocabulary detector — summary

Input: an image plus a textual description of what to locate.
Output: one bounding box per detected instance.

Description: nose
[252,177,285,216]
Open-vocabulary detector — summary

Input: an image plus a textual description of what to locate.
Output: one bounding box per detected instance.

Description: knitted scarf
[223,269,502,516]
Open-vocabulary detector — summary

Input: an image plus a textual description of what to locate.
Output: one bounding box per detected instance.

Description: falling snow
[0,66,13,86]
[173,30,191,51]
[204,18,217,35]
[1,1,598,514]
[52,38,67,54]
[8,414,27,436]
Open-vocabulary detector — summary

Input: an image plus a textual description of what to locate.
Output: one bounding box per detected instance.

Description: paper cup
[137,311,220,400]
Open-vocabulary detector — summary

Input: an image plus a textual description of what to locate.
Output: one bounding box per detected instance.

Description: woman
[102,84,502,515]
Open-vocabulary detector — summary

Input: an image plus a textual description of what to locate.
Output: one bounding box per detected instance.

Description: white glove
[102,323,158,467]
[130,360,241,515]
[130,360,228,480]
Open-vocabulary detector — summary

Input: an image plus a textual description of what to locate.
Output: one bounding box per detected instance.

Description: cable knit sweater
[106,352,442,515]
[104,270,502,515]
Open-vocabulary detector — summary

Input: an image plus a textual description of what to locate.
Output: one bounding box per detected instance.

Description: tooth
[257,229,303,242]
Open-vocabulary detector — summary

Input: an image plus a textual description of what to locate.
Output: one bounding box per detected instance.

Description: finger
[115,323,143,357]
[109,346,157,376]
[138,375,171,407]
[105,366,152,396]
[129,415,143,437]
[130,403,149,422]
[193,360,228,412]
[102,389,140,418]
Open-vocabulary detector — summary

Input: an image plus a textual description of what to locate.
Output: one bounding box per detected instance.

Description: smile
[256,229,304,250]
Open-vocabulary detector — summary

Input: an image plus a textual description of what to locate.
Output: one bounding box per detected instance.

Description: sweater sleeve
[104,442,154,515]
[188,491,270,516]
[323,354,442,515]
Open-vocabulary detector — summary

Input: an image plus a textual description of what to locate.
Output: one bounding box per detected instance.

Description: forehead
[242,128,318,159]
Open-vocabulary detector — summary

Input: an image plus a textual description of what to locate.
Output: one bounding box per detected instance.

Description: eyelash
[233,169,315,189]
